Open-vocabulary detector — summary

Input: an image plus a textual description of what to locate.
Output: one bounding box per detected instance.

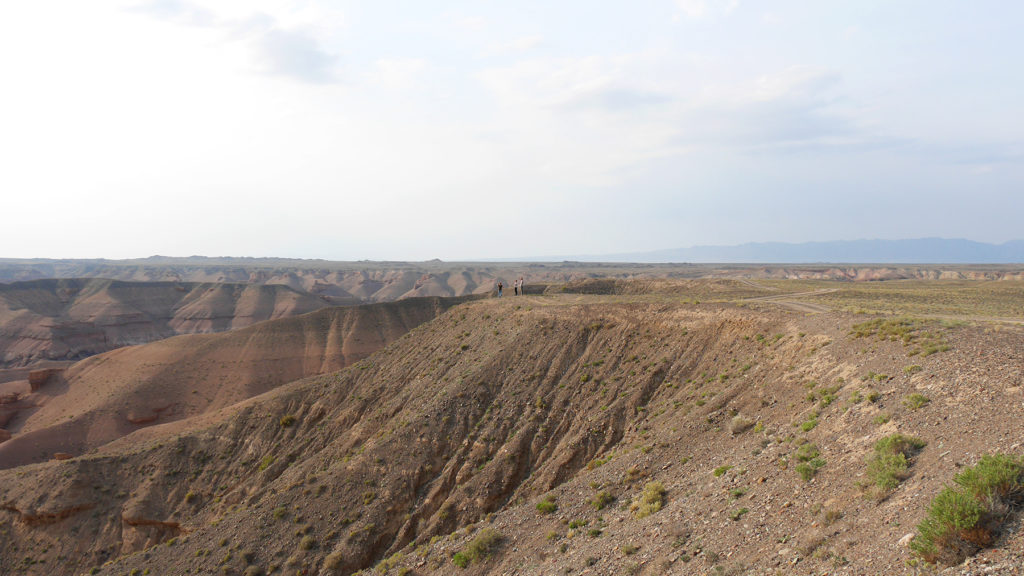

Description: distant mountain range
[557,238,1024,264]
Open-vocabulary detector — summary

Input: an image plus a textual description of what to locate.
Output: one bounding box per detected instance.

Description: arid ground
[1,270,1022,575]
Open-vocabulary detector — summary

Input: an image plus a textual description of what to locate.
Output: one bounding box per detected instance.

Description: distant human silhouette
[497,281,503,297]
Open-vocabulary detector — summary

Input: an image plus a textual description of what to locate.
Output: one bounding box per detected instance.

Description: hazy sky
[1,1,1022,260]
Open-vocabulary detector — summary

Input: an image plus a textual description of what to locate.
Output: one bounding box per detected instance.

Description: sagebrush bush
[631,482,666,518]
[591,491,615,510]
[536,494,557,514]
[730,415,754,435]
[452,528,503,568]
[866,434,926,500]
[911,454,1024,565]
[904,394,930,410]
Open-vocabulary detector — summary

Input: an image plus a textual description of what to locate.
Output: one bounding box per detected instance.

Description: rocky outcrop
[1,502,95,526]
[28,368,62,391]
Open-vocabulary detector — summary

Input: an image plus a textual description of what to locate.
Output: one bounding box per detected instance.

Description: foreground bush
[911,454,1024,565]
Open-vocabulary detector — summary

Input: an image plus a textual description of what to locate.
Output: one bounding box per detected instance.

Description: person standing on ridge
[519,276,525,295]
[497,281,503,298]
[513,278,519,296]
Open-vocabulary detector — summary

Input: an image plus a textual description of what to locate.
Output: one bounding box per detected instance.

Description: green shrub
[280,415,296,427]
[794,445,825,481]
[795,443,820,463]
[911,454,1024,565]
[865,434,926,500]
[591,491,615,511]
[954,453,1024,504]
[631,482,666,518]
[452,528,504,568]
[796,460,825,482]
[713,465,733,477]
[728,507,749,521]
[536,494,557,514]
[904,393,930,410]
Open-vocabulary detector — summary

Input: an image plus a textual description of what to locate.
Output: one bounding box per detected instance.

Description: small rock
[898,533,915,547]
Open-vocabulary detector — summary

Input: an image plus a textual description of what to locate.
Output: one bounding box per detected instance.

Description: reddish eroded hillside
[0,293,1021,576]
[0,278,333,368]
[0,296,468,470]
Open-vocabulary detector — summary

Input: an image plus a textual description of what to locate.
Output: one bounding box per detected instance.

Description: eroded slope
[0,295,1021,576]
[0,278,332,368]
[0,296,466,470]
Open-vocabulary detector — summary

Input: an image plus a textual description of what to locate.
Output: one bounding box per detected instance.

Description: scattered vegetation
[850,317,951,356]
[587,453,613,470]
[279,415,296,427]
[911,454,1024,565]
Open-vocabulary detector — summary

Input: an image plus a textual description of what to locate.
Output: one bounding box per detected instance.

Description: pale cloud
[1,1,1022,260]
[488,35,544,56]
[674,0,738,20]
[479,55,649,110]
[451,15,487,32]
[675,67,857,149]
[129,0,342,83]
[369,58,429,90]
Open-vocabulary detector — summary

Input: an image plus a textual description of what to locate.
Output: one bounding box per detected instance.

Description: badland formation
[1,258,1022,575]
